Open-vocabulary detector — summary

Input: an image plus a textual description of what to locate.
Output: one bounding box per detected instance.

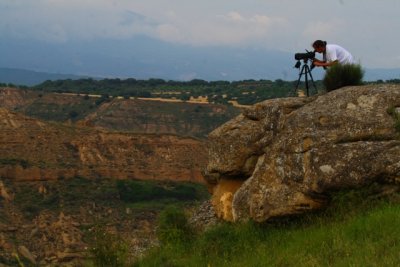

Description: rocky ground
[0,177,219,266]
[0,179,159,266]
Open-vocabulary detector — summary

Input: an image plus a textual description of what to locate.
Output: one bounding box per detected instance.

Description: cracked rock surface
[204,85,400,222]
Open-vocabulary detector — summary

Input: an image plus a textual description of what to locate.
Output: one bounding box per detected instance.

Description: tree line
[2,78,399,105]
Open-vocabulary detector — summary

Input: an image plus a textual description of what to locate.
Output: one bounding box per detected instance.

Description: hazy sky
[1,0,399,68]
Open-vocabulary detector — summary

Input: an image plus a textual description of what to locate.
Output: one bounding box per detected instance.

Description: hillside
[0,87,240,138]
[0,176,210,266]
[0,108,206,182]
[0,87,218,265]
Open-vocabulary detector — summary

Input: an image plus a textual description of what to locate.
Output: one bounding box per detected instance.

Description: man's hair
[312,40,327,48]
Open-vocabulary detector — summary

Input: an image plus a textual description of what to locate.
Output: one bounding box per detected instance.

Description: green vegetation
[6,78,400,109]
[156,206,193,247]
[387,106,400,133]
[323,64,364,91]
[16,94,100,122]
[117,180,209,210]
[11,177,209,219]
[32,78,323,105]
[133,185,400,267]
[87,225,129,267]
[0,82,27,89]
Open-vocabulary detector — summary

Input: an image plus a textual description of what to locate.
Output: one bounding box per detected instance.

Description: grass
[134,185,400,267]
[86,225,129,267]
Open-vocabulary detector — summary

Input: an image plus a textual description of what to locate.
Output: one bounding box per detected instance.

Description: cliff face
[0,108,206,183]
[79,98,239,138]
[204,84,400,222]
[0,87,37,109]
[0,88,239,139]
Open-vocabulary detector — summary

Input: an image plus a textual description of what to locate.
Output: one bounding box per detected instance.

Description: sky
[1,0,400,77]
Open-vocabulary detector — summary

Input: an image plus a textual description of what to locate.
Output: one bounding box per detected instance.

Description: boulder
[204,85,400,222]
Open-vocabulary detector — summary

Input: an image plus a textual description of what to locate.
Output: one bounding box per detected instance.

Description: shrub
[157,205,193,246]
[387,106,400,133]
[88,226,128,267]
[323,63,364,91]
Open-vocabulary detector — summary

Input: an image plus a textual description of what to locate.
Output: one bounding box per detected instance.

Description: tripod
[293,59,317,96]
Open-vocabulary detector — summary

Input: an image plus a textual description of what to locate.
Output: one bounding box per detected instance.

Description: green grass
[134,186,400,267]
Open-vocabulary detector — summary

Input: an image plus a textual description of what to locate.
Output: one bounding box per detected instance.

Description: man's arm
[313,59,338,67]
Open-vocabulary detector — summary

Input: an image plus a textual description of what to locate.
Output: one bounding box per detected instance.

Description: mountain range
[0,36,399,86]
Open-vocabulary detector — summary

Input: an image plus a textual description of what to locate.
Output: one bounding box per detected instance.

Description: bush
[387,106,400,133]
[157,205,193,246]
[323,63,364,91]
[88,226,129,267]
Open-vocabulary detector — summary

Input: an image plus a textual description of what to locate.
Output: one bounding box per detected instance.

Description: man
[312,40,355,68]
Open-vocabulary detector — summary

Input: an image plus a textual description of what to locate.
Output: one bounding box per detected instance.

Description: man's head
[312,40,327,53]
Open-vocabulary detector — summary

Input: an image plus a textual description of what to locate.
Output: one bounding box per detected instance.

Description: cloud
[161,11,290,46]
[155,24,185,43]
[1,0,399,68]
[224,11,246,22]
[0,0,155,42]
[302,19,345,41]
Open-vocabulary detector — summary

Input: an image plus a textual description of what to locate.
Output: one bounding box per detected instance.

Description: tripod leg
[304,65,310,96]
[308,69,317,94]
[293,65,306,96]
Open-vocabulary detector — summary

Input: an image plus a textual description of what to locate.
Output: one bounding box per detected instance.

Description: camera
[294,50,315,61]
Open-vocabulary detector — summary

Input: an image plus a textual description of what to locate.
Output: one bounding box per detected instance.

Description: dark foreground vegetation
[7,177,209,219]
[89,183,400,267]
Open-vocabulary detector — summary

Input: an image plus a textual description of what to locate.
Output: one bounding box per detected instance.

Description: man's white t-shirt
[325,44,355,64]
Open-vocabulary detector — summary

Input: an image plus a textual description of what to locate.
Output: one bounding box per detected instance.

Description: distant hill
[1,36,400,83]
[0,65,399,87]
[363,68,400,81]
[0,67,87,86]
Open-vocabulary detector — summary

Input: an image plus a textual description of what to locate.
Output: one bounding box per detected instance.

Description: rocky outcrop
[0,87,36,110]
[204,84,400,222]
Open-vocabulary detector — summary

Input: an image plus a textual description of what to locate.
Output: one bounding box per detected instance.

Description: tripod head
[294,49,316,69]
[294,57,315,70]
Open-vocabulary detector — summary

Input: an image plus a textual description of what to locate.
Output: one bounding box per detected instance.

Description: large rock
[204,84,400,222]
